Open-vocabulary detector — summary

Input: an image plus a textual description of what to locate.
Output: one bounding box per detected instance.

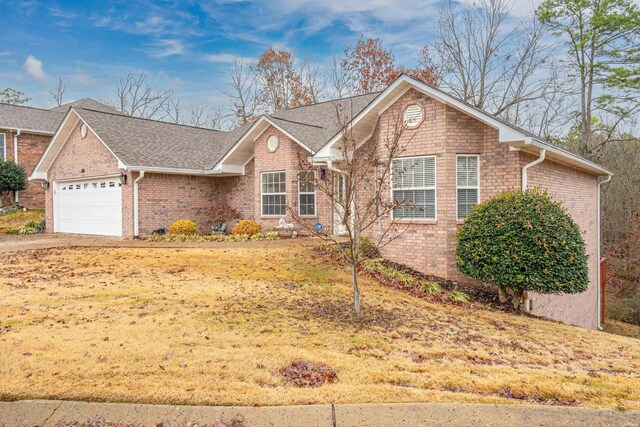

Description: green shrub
[449,290,470,304]
[420,281,441,295]
[231,219,261,236]
[456,188,588,309]
[168,220,198,235]
[0,159,26,207]
[6,220,43,235]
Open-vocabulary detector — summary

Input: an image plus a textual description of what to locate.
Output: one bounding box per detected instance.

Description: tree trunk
[351,257,361,317]
[511,288,524,311]
[498,287,508,303]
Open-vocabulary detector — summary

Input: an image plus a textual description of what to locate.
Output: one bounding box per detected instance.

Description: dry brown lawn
[1,246,639,409]
[0,209,44,234]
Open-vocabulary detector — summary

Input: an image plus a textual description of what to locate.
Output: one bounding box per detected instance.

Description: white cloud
[202,53,253,63]
[149,39,186,57]
[70,72,97,86]
[23,55,48,81]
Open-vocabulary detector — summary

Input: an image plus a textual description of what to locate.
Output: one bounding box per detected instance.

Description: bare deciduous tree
[326,55,350,99]
[287,105,414,315]
[427,0,553,123]
[50,77,67,107]
[114,71,173,119]
[222,57,259,125]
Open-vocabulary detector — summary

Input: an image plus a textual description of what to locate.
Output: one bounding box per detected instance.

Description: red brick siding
[45,121,125,234]
[367,89,521,277]
[252,127,333,234]
[216,158,256,222]
[0,128,51,208]
[137,173,219,236]
[523,153,600,329]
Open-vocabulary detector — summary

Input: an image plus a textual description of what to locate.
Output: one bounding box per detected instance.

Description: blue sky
[0,0,540,109]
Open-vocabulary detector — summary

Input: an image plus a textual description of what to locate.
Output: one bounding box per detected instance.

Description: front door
[333,174,348,236]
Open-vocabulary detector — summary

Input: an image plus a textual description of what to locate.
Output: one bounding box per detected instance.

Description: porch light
[119,172,128,185]
[43,181,50,190]
[320,167,327,180]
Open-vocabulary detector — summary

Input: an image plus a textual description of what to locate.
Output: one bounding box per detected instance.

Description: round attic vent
[403,104,423,127]
[80,123,88,138]
[267,134,279,152]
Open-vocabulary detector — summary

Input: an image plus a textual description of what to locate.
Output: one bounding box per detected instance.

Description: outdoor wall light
[43,181,50,190]
[320,167,327,180]
[119,172,128,185]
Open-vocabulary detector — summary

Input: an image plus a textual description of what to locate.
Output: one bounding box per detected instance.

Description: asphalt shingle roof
[75,108,236,170]
[0,104,65,133]
[0,99,117,133]
[268,92,380,152]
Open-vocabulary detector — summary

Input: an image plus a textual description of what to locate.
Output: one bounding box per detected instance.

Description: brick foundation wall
[524,153,600,329]
[1,128,51,208]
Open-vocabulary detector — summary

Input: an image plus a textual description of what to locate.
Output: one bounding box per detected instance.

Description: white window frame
[390,155,437,221]
[298,170,316,217]
[261,171,286,217]
[456,154,480,221]
[0,133,6,160]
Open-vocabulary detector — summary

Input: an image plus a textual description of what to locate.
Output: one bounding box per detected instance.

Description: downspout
[133,171,145,239]
[521,148,546,191]
[520,148,546,312]
[13,130,21,204]
[597,174,612,331]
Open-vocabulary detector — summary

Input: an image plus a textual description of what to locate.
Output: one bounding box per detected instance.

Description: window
[457,155,480,220]
[261,171,286,216]
[298,171,316,216]
[392,156,436,220]
[0,133,5,160]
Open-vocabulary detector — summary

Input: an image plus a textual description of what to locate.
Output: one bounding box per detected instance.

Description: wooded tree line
[1,0,639,318]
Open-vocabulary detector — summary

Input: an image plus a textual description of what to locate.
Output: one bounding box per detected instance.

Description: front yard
[1,246,639,409]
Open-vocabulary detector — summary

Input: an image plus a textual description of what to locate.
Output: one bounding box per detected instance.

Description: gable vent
[267,135,279,151]
[403,104,423,127]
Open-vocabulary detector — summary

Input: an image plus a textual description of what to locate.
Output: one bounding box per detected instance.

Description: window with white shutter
[456,155,480,220]
[391,156,436,220]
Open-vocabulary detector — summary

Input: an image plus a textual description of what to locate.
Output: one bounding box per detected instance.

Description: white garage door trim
[54,175,123,237]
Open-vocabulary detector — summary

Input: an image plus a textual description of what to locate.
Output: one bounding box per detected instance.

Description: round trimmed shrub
[456,188,588,308]
[231,219,261,236]
[168,219,198,235]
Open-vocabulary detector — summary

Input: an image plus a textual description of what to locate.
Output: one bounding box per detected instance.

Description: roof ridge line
[0,102,63,113]
[276,91,382,112]
[77,107,227,133]
[268,116,325,129]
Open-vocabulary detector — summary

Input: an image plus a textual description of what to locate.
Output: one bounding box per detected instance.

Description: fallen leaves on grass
[280,360,338,387]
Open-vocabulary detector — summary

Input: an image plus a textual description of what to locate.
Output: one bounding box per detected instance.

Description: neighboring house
[0,99,116,207]
[29,75,611,329]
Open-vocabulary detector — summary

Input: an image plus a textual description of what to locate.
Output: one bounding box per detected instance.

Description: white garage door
[56,177,122,236]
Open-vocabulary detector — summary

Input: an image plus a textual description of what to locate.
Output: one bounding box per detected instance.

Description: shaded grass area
[604,319,640,340]
[0,246,639,409]
[0,209,44,235]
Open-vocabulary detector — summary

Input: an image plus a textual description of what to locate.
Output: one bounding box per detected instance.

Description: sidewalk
[1,400,639,427]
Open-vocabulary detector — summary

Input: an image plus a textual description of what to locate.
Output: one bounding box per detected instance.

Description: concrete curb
[1,400,639,427]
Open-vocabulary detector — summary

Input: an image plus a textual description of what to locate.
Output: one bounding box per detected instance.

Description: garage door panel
[56,178,122,237]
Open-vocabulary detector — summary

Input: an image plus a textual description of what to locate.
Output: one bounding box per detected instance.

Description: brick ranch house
[29,75,612,329]
[0,99,117,208]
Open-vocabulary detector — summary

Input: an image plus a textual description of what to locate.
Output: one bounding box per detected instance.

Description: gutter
[133,171,145,239]
[13,129,21,204]
[597,174,612,331]
[521,148,546,191]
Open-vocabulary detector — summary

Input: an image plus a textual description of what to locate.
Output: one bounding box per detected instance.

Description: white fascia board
[214,115,313,170]
[529,138,612,176]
